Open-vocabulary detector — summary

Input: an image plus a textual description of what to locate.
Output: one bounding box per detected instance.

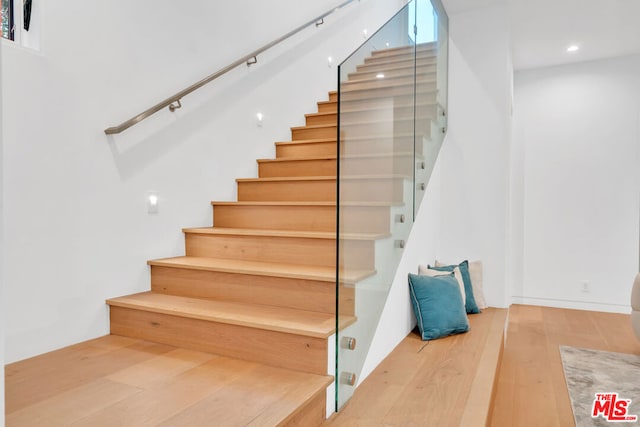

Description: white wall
[436,4,513,308]
[1,30,5,427]
[512,55,640,312]
[1,0,405,363]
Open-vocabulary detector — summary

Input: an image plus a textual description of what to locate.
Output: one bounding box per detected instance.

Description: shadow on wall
[105,6,363,182]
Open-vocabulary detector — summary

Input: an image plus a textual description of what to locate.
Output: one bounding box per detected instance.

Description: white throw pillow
[435,259,487,309]
[418,265,466,305]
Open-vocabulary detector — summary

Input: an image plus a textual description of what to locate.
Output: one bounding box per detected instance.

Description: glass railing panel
[336,0,448,411]
[414,0,448,214]
[336,3,416,410]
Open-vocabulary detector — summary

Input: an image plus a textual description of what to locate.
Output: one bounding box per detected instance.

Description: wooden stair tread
[275,138,336,146]
[107,291,356,338]
[291,124,336,131]
[258,155,336,163]
[182,227,389,241]
[340,80,437,93]
[305,112,336,119]
[370,43,436,56]
[341,72,436,86]
[259,152,421,163]
[236,174,408,183]
[147,256,375,284]
[211,200,402,207]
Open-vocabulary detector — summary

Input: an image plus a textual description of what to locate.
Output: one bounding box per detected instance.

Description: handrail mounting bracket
[168,99,182,112]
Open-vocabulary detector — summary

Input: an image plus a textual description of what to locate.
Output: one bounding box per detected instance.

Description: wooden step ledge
[182,227,389,241]
[147,256,375,284]
[329,308,508,425]
[107,292,356,339]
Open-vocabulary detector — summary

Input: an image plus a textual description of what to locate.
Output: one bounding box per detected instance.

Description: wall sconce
[256,112,264,127]
[147,191,159,214]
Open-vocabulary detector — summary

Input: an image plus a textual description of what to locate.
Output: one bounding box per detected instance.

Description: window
[1,0,14,40]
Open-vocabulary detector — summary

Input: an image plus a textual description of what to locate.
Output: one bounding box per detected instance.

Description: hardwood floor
[491,305,640,427]
[4,335,331,426]
[325,308,508,426]
[325,305,640,427]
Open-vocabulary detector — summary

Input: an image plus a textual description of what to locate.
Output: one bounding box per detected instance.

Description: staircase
[106,43,439,425]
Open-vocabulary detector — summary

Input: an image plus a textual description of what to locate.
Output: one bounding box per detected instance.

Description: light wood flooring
[326,305,640,427]
[491,304,640,427]
[4,335,331,426]
[326,308,508,426]
[7,305,638,426]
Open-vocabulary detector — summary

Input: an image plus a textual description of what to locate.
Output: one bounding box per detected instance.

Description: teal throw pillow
[430,260,480,314]
[408,273,470,341]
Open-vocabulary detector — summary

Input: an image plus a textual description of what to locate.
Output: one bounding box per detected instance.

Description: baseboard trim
[511,296,631,314]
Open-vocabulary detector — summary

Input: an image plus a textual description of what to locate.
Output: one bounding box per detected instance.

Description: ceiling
[441,0,640,70]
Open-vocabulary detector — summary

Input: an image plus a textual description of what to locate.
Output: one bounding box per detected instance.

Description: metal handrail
[104,0,358,135]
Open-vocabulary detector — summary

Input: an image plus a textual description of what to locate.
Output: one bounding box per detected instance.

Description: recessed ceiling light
[376,73,385,79]
[567,45,579,52]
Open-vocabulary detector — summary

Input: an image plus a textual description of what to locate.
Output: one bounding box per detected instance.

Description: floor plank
[5,336,331,427]
[491,305,640,427]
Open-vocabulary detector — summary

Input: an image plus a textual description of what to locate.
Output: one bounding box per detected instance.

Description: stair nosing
[107,291,355,338]
[236,174,409,183]
[211,200,403,207]
[181,227,390,240]
[147,256,376,284]
[259,151,421,163]
[275,138,336,146]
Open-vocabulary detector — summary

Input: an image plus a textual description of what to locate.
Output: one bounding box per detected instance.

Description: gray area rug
[560,346,640,426]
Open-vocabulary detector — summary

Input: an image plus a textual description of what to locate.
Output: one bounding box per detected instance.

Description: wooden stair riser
[293,120,430,142]
[276,135,423,160]
[341,119,431,139]
[341,156,417,176]
[328,92,337,102]
[348,64,437,81]
[341,136,421,156]
[356,56,437,72]
[237,178,405,204]
[340,106,439,126]
[317,101,337,114]
[369,44,436,59]
[259,155,417,178]
[259,157,336,177]
[292,125,336,141]
[276,140,337,158]
[363,51,437,67]
[340,82,437,103]
[109,306,328,375]
[213,204,391,234]
[150,265,355,315]
[281,390,327,427]
[306,113,337,126]
[184,232,374,269]
[341,74,436,92]
[338,96,415,114]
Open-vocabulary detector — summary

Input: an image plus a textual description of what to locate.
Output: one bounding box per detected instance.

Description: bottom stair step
[107,292,355,375]
[5,335,332,426]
